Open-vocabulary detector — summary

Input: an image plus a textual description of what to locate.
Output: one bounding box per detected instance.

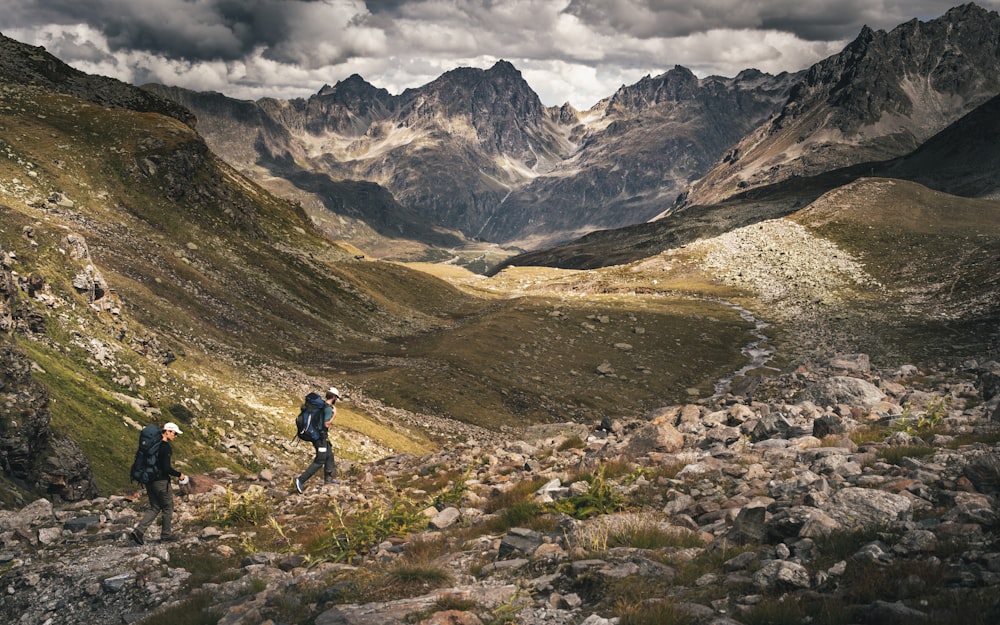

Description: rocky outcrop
[1,247,98,503]
[0,339,98,502]
[0,33,195,127]
[4,356,1000,624]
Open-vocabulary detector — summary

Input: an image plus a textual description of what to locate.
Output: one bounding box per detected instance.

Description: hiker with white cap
[294,387,341,493]
[130,422,186,545]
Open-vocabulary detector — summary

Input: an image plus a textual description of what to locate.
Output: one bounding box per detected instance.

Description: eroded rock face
[0,339,98,503]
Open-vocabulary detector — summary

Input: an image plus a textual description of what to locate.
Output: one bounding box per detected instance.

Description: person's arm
[158,442,183,480]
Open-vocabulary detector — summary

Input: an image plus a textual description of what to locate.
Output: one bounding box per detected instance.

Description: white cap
[178,476,190,485]
[163,422,183,434]
[327,387,341,399]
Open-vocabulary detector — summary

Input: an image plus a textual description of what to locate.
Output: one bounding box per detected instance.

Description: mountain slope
[478,67,799,248]
[681,3,1000,208]
[0,75,490,498]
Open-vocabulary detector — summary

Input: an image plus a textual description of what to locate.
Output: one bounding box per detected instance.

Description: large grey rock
[625,422,684,455]
[797,376,886,410]
[822,487,911,529]
[0,497,54,531]
[753,560,811,591]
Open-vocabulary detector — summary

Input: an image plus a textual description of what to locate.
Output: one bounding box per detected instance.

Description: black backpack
[295,392,327,442]
[129,424,162,484]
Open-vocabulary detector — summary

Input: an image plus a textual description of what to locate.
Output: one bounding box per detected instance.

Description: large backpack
[295,392,327,442]
[129,424,162,484]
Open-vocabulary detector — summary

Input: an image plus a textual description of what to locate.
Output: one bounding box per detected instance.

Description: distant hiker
[130,422,186,545]
[294,387,340,493]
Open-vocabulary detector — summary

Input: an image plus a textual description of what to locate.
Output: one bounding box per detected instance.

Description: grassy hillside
[792,178,1000,362]
[0,83,756,499]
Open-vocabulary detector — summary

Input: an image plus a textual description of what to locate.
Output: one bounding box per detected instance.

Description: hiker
[130,422,186,545]
[294,387,340,493]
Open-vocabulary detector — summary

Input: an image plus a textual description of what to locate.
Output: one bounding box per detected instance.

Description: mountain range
[143,3,1000,270]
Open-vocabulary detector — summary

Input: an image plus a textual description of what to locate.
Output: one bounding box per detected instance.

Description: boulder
[797,376,887,410]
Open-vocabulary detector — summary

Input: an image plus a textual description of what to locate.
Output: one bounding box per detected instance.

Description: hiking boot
[294,478,304,494]
[160,535,179,543]
[324,479,341,485]
[129,530,144,546]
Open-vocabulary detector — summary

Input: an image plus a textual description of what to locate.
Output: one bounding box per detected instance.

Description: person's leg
[298,440,327,484]
[135,482,163,536]
[132,481,165,544]
[156,480,175,539]
[323,440,337,482]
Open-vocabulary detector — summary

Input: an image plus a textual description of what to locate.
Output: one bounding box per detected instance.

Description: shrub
[571,512,700,553]
[550,465,626,519]
[312,498,427,563]
[210,486,272,527]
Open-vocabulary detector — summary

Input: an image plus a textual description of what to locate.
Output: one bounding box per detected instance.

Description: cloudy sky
[2,1,996,109]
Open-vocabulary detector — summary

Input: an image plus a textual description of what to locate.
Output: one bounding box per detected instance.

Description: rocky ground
[2,355,1000,625]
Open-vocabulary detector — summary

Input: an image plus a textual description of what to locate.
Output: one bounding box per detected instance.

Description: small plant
[139,592,220,625]
[616,597,696,625]
[385,561,454,590]
[483,477,549,513]
[571,512,701,553]
[483,592,528,625]
[168,549,242,589]
[434,595,478,612]
[490,500,546,533]
[550,465,627,520]
[210,486,273,527]
[812,524,903,568]
[433,465,473,508]
[248,576,268,594]
[312,498,428,563]
[556,435,586,451]
[849,424,890,446]
[896,396,948,436]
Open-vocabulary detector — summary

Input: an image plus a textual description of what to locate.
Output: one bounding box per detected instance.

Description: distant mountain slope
[146,62,796,252]
[680,3,1000,208]
[496,80,1000,273]
[477,67,799,247]
[879,92,1000,199]
[0,33,195,127]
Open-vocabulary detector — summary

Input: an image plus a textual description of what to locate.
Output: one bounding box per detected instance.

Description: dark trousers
[136,479,173,538]
[298,437,336,484]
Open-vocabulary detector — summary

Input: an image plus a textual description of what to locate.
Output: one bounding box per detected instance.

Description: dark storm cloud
[2,0,996,108]
[5,0,373,64]
[561,0,984,41]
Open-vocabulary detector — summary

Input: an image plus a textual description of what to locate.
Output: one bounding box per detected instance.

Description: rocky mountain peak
[605,65,700,115]
[316,73,386,100]
[681,1,1000,208]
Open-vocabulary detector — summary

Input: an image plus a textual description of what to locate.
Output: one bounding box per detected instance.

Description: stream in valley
[710,302,778,399]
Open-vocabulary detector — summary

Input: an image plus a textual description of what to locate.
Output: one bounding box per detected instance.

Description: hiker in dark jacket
[295,387,340,493]
[131,422,186,545]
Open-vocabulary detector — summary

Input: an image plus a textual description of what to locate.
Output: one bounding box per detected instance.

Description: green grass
[360,295,754,429]
[139,592,220,625]
[876,445,936,465]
